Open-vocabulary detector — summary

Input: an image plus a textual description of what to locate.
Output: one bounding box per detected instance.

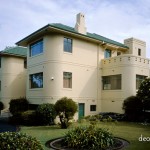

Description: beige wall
[0,56,26,108]
[101,54,150,113]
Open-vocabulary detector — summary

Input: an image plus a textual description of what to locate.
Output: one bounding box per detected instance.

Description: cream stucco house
[15,13,149,119]
[0,46,27,107]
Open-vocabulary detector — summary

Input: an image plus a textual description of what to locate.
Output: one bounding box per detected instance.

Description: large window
[30,39,43,57]
[29,72,43,88]
[102,74,121,90]
[104,49,111,58]
[63,72,72,88]
[64,37,72,53]
[136,75,146,89]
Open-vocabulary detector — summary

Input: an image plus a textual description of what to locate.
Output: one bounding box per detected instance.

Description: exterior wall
[26,34,105,118]
[124,38,146,57]
[0,56,26,108]
[101,54,150,113]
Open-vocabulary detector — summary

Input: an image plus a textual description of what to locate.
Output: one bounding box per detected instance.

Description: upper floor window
[30,39,43,57]
[138,48,141,56]
[102,74,121,90]
[117,51,121,56]
[24,59,27,69]
[29,72,43,89]
[64,37,72,53]
[63,72,72,88]
[136,75,146,89]
[104,49,111,58]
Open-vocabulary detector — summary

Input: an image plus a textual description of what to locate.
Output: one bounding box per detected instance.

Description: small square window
[90,105,96,111]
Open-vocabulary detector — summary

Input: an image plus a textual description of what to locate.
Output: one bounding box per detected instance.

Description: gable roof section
[0,46,27,58]
[16,23,128,49]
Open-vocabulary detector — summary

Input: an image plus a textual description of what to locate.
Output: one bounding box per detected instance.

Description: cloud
[0,0,150,57]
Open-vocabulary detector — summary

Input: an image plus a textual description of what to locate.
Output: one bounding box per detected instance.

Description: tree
[54,97,77,129]
[137,78,150,111]
[0,101,4,115]
[123,96,143,121]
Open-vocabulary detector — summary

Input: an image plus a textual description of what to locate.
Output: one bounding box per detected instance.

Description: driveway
[0,117,17,133]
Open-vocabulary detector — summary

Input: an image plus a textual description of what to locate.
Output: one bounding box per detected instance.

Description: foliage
[0,132,43,150]
[54,97,78,129]
[64,125,114,150]
[0,101,4,115]
[123,96,143,121]
[137,77,150,111]
[36,103,56,125]
[0,101,4,110]
[21,110,37,126]
[9,97,29,115]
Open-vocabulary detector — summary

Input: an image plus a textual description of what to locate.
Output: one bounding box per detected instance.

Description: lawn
[21,121,150,150]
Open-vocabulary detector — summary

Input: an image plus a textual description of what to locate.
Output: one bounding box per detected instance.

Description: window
[117,51,121,56]
[90,105,96,111]
[29,72,43,88]
[30,39,43,57]
[136,75,146,89]
[102,74,121,90]
[104,49,111,58]
[64,37,72,53]
[138,48,141,56]
[63,72,72,88]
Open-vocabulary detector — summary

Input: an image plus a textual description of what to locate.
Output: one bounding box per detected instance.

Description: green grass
[21,122,150,150]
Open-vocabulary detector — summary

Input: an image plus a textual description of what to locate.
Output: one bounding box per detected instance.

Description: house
[16,13,149,119]
[0,46,27,107]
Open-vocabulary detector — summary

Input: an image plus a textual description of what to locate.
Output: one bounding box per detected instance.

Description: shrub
[21,110,37,126]
[0,132,43,150]
[137,77,150,111]
[36,103,56,125]
[64,125,114,150]
[123,96,143,121]
[9,97,29,115]
[54,97,78,129]
[0,101,4,115]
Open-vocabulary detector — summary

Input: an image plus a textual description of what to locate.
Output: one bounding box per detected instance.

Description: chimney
[75,13,87,34]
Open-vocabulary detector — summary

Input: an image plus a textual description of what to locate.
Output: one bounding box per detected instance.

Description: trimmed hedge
[0,132,43,150]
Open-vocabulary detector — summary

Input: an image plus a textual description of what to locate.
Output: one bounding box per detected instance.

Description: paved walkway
[0,117,17,133]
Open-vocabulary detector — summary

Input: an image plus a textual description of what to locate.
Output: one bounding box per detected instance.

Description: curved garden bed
[46,137,129,150]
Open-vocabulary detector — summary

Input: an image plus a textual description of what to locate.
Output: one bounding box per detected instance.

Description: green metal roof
[16,23,128,49]
[50,23,128,48]
[0,46,27,57]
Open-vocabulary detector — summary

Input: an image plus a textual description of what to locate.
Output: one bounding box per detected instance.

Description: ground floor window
[29,72,43,88]
[63,72,72,88]
[90,105,96,111]
[136,75,147,89]
[102,74,121,90]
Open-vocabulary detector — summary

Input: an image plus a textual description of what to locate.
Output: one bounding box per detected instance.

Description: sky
[0,0,150,57]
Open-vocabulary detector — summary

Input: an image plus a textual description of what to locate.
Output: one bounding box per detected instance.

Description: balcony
[101,54,150,68]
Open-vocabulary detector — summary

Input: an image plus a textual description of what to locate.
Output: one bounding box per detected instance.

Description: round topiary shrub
[0,132,43,150]
[63,125,114,150]
[36,103,56,125]
[54,97,78,129]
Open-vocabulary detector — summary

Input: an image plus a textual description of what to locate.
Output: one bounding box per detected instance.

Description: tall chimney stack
[75,13,87,35]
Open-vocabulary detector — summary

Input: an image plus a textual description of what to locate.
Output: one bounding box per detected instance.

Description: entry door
[78,103,85,119]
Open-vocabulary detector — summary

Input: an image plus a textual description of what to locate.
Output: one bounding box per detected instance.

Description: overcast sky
[0,0,150,57]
